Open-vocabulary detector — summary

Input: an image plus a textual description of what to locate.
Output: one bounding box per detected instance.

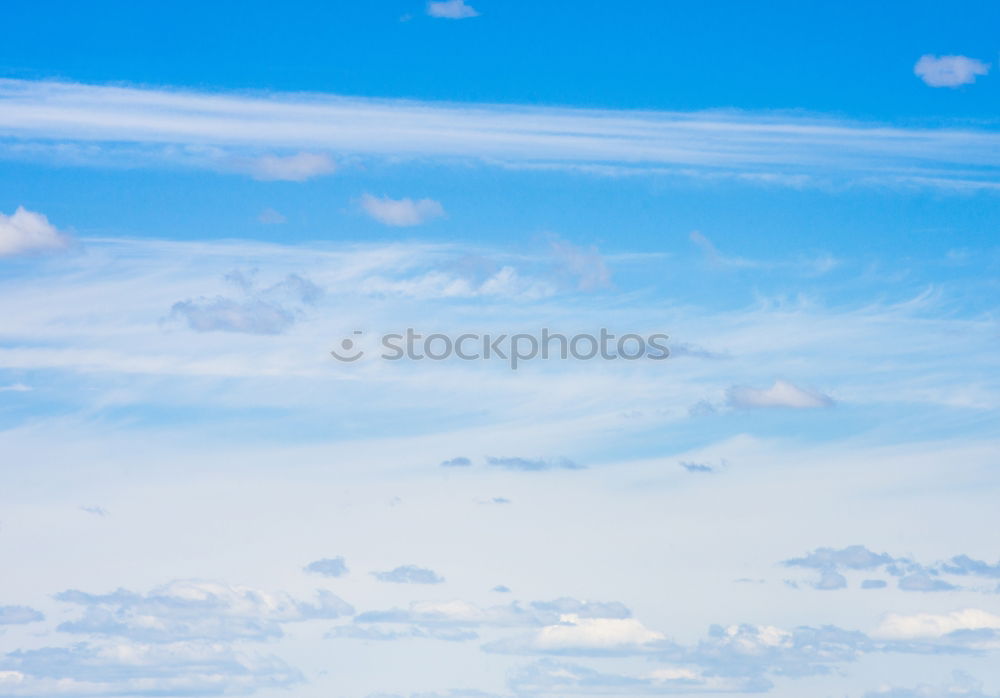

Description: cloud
[360,194,445,227]
[898,572,959,592]
[79,505,108,517]
[170,297,295,334]
[483,614,670,656]
[508,658,771,695]
[170,271,322,335]
[0,606,44,625]
[0,641,301,696]
[257,208,286,224]
[914,55,990,87]
[873,609,1000,640]
[3,80,999,189]
[492,585,511,593]
[813,571,848,590]
[355,598,630,630]
[781,546,1000,594]
[678,623,869,679]
[54,580,354,643]
[865,671,996,698]
[241,152,335,181]
[689,231,757,269]
[440,457,472,467]
[680,462,714,473]
[727,380,834,409]
[371,565,445,584]
[486,456,583,471]
[427,0,480,19]
[548,238,611,291]
[326,625,477,642]
[939,555,1000,579]
[0,207,68,257]
[304,557,349,578]
[784,545,894,571]
[0,383,32,392]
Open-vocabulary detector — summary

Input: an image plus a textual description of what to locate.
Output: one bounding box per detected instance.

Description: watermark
[330,329,670,370]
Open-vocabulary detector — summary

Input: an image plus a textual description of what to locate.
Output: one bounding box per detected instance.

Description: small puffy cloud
[360,194,445,226]
[0,207,69,257]
[862,579,888,590]
[486,456,583,471]
[304,557,349,578]
[914,55,990,88]
[79,505,109,517]
[371,565,444,584]
[492,585,512,593]
[873,609,1000,640]
[728,380,833,409]
[245,152,335,181]
[0,606,44,625]
[55,580,354,643]
[257,207,287,224]
[440,457,472,468]
[427,0,479,19]
[0,641,301,696]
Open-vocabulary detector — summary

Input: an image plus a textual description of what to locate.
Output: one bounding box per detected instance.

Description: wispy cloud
[2,80,999,188]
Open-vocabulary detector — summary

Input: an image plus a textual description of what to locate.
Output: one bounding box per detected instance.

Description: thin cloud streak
[1,80,999,187]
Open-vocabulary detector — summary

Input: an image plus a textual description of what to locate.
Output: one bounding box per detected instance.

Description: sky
[0,2,999,698]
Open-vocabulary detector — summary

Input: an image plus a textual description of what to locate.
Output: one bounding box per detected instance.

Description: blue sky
[1,2,999,698]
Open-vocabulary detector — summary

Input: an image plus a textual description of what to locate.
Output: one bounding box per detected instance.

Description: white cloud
[360,193,445,226]
[532,614,666,651]
[915,55,990,88]
[728,380,834,409]
[427,0,480,19]
[2,79,999,189]
[0,206,68,257]
[56,579,354,642]
[873,609,1000,640]
[244,152,335,181]
[0,641,301,696]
